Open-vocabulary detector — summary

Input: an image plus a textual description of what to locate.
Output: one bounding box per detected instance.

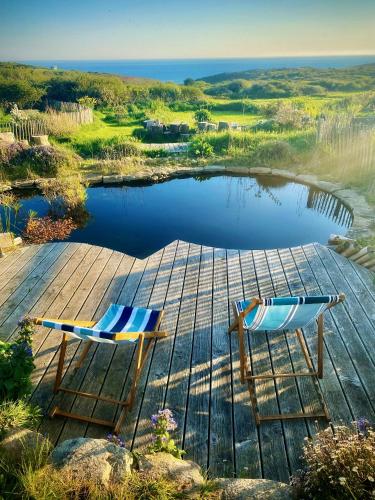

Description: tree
[184,78,194,86]
[194,108,212,123]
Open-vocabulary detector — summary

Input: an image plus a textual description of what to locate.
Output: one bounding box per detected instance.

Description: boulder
[218,478,292,500]
[0,132,16,144]
[0,428,52,464]
[138,452,204,494]
[51,437,133,487]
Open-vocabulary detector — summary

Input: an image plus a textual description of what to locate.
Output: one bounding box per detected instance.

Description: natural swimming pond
[7,175,352,258]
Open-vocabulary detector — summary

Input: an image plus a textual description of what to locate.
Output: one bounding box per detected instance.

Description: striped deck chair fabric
[230,293,345,425]
[33,303,166,433]
[38,304,162,343]
[235,295,341,331]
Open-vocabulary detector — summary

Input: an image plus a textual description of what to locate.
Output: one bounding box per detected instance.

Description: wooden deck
[0,240,374,481]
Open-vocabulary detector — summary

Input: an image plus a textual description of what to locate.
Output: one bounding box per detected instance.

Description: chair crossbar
[229,294,345,426]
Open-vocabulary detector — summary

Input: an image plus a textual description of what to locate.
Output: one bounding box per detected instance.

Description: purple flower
[357,417,370,435]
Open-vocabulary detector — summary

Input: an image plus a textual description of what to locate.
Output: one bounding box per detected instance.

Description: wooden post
[317,314,324,378]
[54,333,68,393]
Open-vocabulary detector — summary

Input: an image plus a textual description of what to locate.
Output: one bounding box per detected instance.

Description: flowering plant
[291,420,375,499]
[0,317,35,402]
[106,433,126,448]
[149,409,185,459]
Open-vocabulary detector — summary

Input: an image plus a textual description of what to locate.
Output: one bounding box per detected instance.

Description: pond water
[8,175,352,259]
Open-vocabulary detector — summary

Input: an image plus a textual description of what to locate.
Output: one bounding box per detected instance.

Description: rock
[51,437,133,487]
[11,179,36,188]
[102,174,124,184]
[217,478,293,500]
[218,121,230,131]
[0,428,52,464]
[84,174,103,186]
[295,174,318,185]
[0,132,16,143]
[138,452,204,494]
[249,167,272,175]
[30,135,50,146]
[270,169,297,180]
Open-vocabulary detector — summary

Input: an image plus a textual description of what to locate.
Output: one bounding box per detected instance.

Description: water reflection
[4,175,352,258]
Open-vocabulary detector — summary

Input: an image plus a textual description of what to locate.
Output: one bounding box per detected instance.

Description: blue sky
[0,0,374,60]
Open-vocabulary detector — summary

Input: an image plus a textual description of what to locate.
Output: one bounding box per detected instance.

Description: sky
[0,0,374,60]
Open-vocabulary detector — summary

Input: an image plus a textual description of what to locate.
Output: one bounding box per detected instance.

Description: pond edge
[2,164,374,240]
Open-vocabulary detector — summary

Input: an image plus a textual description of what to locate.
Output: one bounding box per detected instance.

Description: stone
[313,180,341,193]
[0,132,16,143]
[295,174,318,185]
[11,179,36,188]
[270,169,297,180]
[51,437,133,487]
[203,165,226,173]
[30,135,50,146]
[217,478,293,500]
[0,428,51,464]
[225,166,252,174]
[249,167,272,175]
[138,452,204,494]
[102,174,124,184]
[84,174,103,185]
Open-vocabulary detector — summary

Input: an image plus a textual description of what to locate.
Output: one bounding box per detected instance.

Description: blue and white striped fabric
[235,295,340,331]
[40,304,161,344]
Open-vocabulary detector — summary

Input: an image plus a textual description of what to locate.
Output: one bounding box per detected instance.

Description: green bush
[189,135,214,157]
[0,318,35,402]
[252,140,294,164]
[72,136,141,160]
[0,400,41,439]
[291,421,375,500]
[194,108,212,123]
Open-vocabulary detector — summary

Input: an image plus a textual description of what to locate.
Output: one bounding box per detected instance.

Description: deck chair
[228,294,345,425]
[33,304,166,434]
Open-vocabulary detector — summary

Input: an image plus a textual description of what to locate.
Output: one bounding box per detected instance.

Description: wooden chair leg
[75,340,93,369]
[317,314,324,378]
[114,333,146,434]
[238,320,248,384]
[54,333,67,393]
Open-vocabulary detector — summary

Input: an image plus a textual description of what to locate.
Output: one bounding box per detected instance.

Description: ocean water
[21,55,375,83]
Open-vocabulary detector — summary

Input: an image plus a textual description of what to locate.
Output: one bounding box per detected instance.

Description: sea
[20,55,375,83]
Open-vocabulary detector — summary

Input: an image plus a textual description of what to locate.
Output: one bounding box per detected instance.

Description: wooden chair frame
[228,294,345,425]
[34,311,167,434]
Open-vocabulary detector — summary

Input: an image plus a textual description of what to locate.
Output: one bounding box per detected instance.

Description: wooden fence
[0,103,93,142]
[0,120,47,142]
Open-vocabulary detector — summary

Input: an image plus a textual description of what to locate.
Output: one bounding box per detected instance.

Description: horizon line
[8,53,375,63]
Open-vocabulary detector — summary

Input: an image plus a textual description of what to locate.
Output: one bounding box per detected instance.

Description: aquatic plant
[23,216,77,244]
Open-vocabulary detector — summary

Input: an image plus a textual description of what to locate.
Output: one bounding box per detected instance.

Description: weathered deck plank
[1,240,374,481]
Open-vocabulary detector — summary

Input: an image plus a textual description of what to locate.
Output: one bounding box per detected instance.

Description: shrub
[194,108,212,123]
[0,318,35,402]
[15,145,79,177]
[0,400,41,438]
[291,421,375,500]
[252,140,294,165]
[0,141,29,167]
[251,119,279,132]
[189,136,214,158]
[149,409,185,459]
[99,136,141,160]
